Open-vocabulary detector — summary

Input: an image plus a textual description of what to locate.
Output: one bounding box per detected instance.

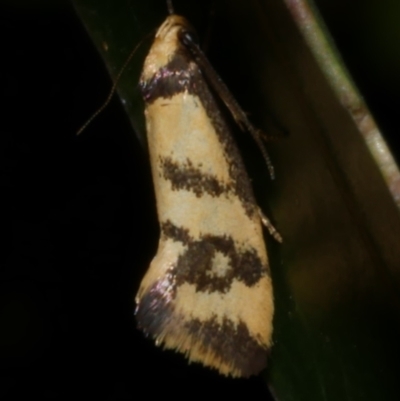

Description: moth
[135,7,280,378]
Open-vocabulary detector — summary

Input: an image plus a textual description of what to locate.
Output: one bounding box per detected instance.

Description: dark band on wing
[136,286,268,378]
[161,220,267,293]
[140,52,197,103]
[160,156,232,197]
[186,315,268,377]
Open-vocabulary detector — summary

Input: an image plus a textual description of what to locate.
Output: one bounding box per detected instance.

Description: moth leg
[259,208,282,243]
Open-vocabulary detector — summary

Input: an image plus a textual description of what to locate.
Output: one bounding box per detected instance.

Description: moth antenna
[179,31,275,179]
[76,31,153,136]
[166,0,175,15]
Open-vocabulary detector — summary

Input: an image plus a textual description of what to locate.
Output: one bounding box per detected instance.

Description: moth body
[135,15,274,378]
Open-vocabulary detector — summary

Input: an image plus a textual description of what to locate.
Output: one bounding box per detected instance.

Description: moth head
[141,15,198,82]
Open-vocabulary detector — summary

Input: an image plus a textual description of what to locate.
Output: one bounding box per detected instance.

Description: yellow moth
[135,8,280,378]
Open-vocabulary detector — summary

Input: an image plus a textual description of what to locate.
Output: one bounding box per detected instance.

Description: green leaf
[73,0,400,399]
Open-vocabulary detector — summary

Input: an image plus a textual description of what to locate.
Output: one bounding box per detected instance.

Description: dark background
[1,0,399,399]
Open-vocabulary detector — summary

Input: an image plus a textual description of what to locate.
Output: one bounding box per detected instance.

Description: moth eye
[179,29,198,46]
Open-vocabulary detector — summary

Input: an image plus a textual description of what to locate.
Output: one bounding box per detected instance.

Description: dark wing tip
[135,279,268,378]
